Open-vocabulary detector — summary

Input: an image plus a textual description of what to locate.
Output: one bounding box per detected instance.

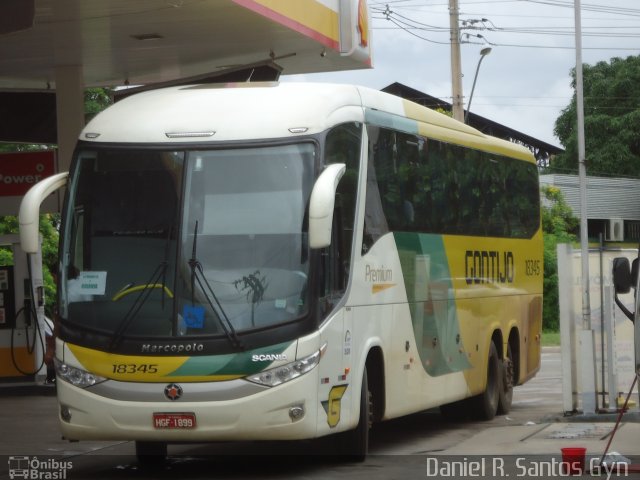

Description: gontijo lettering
[465,250,515,284]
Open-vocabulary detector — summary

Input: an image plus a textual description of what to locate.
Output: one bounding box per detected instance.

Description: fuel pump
[0,233,47,383]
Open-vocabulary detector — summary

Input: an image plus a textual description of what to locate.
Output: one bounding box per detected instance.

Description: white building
[540,174,640,242]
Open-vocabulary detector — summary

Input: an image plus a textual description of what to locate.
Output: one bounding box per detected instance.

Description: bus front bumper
[55,373,320,442]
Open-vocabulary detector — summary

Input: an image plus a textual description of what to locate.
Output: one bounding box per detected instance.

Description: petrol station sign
[0,150,55,197]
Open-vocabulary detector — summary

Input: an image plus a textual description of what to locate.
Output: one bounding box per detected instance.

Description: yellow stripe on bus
[372,283,397,294]
[68,343,189,382]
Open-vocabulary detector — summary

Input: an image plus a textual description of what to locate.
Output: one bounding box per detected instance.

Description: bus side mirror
[19,172,69,253]
[613,257,632,294]
[612,256,638,323]
[309,163,346,249]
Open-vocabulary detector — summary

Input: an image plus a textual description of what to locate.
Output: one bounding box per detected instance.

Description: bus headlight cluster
[246,343,327,387]
[54,358,106,388]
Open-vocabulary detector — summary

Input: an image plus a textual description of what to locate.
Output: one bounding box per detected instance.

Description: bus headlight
[54,358,106,388]
[246,343,327,387]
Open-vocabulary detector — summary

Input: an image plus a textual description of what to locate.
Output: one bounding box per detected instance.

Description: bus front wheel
[338,367,371,461]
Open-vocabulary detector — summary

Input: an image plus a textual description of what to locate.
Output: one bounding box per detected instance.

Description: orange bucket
[561,447,587,475]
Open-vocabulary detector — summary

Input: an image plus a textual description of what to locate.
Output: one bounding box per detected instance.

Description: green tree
[553,55,640,176]
[541,186,579,331]
[0,143,54,153]
[85,87,113,121]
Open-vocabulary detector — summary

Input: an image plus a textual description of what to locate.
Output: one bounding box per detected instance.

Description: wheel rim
[504,356,514,391]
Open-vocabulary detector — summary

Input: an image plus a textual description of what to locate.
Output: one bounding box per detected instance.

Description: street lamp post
[464,47,492,124]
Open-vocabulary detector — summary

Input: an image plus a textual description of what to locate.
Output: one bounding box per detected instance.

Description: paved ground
[1,347,639,479]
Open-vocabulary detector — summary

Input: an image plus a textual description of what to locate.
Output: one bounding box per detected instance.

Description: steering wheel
[112,283,174,301]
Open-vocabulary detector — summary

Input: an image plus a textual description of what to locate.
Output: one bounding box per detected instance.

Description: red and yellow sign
[0,151,56,197]
[234,0,340,50]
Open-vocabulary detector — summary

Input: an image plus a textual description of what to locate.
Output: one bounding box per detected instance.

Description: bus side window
[362,126,390,253]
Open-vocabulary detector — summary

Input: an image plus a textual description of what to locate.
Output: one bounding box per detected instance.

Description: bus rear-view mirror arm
[309,163,346,249]
[612,256,638,323]
[19,172,69,253]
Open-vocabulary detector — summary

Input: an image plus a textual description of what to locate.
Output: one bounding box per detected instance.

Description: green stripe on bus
[168,341,293,377]
[394,232,471,376]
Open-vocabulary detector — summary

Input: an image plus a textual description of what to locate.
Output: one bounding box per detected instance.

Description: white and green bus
[20,82,543,460]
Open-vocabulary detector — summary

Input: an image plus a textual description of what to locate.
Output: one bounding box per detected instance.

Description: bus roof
[81,82,534,162]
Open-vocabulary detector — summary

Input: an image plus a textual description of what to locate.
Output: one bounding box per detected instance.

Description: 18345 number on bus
[112,363,159,374]
[525,259,541,276]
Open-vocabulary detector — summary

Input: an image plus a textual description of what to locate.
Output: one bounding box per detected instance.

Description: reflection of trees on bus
[233,270,267,327]
[367,126,540,241]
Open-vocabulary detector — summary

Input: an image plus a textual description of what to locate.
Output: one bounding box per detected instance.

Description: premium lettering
[365,264,392,282]
[465,250,515,285]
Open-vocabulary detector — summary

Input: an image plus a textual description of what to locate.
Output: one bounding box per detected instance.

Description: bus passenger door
[318,308,352,433]
[318,206,355,432]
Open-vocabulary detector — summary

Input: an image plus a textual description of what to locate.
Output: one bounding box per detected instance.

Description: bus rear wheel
[497,343,514,415]
[471,341,500,420]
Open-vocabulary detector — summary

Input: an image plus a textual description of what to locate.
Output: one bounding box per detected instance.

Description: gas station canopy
[0,0,371,89]
[0,0,372,212]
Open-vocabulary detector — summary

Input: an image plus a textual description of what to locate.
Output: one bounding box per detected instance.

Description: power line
[381,16,452,43]
[520,0,640,17]
[374,0,640,16]
[372,5,640,49]
[372,0,640,21]
[373,8,640,38]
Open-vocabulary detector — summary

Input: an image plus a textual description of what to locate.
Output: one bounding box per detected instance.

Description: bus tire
[497,343,514,415]
[338,367,371,461]
[471,341,500,420]
[135,441,167,465]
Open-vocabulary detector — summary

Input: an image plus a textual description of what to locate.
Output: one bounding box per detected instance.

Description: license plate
[153,413,196,429]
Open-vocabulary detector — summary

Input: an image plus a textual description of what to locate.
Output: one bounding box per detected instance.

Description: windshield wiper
[188,221,244,350]
[108,227,174,352]
[108,261,169,352]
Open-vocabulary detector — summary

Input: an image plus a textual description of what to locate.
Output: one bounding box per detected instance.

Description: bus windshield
[60,143,315,343]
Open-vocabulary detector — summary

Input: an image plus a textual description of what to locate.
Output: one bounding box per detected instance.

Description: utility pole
[574,0,597,415]
[449,0,464,122]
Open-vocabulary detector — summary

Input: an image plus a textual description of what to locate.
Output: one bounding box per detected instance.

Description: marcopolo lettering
[141,343,204,353]
[465,250,515,285]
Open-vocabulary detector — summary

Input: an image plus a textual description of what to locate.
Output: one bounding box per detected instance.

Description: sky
[284,0,640,148]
